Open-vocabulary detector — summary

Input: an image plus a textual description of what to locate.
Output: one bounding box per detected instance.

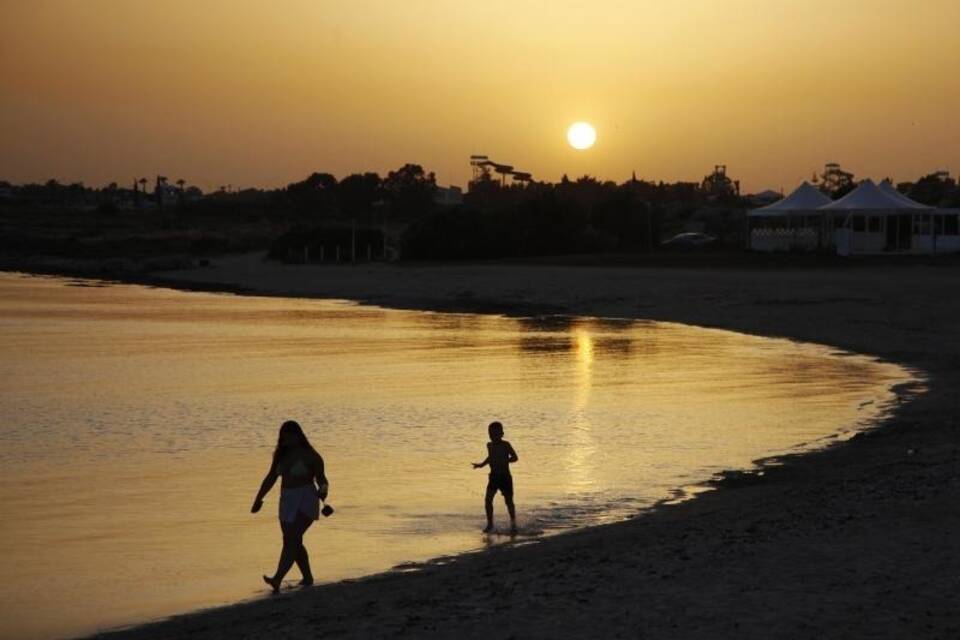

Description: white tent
[747,182,831,251]
[879,179,931,209]
[748,181,831,216]
[820,179,930,212]
[818,179,960,256]
[748,178,960,255]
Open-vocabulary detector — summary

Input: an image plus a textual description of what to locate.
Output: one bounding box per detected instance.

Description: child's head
[488,421,504,441]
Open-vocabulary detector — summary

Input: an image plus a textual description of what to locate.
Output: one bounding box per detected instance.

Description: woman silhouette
[251,420,328,592]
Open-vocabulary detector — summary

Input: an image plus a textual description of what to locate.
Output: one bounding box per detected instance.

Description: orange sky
[1,0,958,192]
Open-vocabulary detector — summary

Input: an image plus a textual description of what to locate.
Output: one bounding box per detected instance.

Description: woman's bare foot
[482,524,493,533]
[262,575,281,594]
[298,577,314,587]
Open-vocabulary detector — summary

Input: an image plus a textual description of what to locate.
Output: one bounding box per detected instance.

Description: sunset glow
[1,1,958,191]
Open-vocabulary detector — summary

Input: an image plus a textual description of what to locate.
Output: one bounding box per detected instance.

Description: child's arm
[507,442,519,464]
[473,443,490,469]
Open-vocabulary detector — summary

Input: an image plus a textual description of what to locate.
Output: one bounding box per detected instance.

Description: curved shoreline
[9,255,960,639]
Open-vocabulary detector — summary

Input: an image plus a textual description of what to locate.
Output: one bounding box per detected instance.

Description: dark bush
[401,187,659,260]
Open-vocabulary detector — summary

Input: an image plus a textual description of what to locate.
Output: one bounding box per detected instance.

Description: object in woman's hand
[321,504,335,517]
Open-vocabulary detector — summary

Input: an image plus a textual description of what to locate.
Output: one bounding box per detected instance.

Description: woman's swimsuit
[278,456,320,522]
[289,459,310,477]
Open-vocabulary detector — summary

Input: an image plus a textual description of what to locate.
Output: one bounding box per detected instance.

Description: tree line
[403,175,664,260]
[2,164,957,262]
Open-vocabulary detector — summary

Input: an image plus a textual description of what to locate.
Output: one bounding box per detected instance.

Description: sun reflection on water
[564,327,599,495]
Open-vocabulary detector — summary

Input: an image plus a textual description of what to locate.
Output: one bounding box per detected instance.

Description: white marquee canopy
[878,179,932,209]
[748,177,957,256]
[750,179,932,217]
[820,179,931,212]
[748,181,831,216]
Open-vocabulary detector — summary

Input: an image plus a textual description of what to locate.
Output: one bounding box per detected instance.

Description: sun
[567,122,596,150]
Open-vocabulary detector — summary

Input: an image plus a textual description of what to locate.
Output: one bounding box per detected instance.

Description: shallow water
[0,272,910,639]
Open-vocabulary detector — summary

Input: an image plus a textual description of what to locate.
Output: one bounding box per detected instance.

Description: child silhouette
[472,421,519,533]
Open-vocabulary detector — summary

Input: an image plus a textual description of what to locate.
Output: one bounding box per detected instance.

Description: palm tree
[174,179,187,209]
[136,177,148,208]
[156,177,168,206]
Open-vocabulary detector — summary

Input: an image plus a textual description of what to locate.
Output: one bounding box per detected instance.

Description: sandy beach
[68,253,960,639]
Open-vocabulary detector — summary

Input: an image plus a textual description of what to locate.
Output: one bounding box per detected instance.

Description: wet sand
[68,253,960,639]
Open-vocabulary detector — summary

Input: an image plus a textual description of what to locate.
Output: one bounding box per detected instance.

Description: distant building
[155,184,180,207]
[148,176,202,208]
[433,185,463,206]
[105,188,138,210]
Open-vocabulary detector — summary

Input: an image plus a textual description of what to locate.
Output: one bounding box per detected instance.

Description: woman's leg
[295,544,313,585]
[264,514,313,592]
[294,514,315,585]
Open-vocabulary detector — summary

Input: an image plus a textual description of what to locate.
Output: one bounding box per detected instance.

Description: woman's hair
[271,420,319,471]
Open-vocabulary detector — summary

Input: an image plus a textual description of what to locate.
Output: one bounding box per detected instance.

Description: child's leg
[504,476,517,531]
[484,484,496,531]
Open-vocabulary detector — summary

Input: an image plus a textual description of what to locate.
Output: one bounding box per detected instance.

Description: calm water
[0,273,910,639]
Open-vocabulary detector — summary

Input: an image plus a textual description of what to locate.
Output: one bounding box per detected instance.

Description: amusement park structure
[470,155,533,186]
[700,165,739,199]
[813,162,856,196]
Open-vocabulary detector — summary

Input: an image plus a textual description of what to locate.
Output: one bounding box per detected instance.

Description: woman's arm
[251,468,278,513]
[315,455,329,501]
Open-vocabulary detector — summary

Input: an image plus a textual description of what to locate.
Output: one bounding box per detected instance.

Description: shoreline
[9,254,960,639]
[8,252,960,365]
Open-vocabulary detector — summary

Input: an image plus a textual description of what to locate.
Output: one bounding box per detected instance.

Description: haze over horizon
[2,0,958,193]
